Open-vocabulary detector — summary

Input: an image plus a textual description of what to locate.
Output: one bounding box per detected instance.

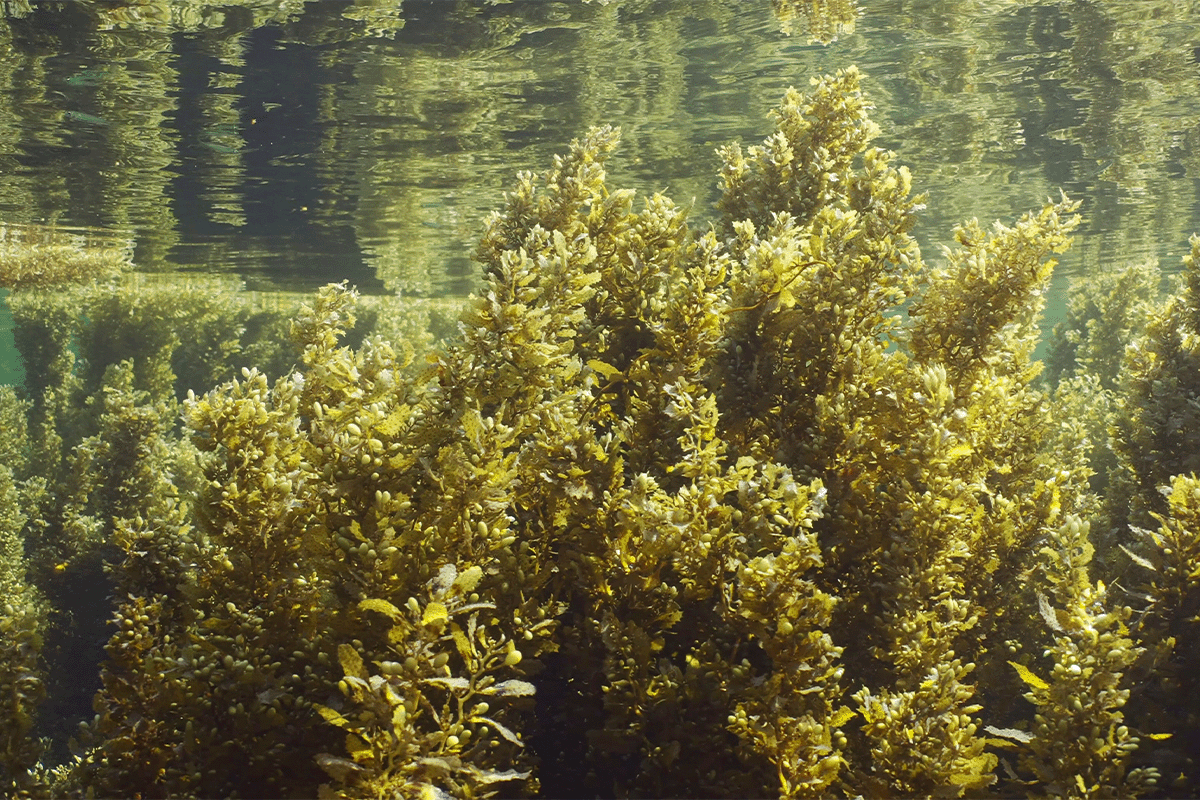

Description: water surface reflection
[0,0,1197,301]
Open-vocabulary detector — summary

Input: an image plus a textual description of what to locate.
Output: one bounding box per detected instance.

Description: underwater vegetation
[1,66,1199,798]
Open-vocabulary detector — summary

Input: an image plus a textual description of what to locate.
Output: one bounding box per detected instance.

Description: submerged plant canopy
[1,66,1199,799]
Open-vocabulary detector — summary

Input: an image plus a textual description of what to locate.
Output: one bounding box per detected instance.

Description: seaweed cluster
[1,67,1199,798]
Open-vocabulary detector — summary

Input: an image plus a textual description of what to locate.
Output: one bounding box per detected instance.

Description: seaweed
[0,68,1197,799]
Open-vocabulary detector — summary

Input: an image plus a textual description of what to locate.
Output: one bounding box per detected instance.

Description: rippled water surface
[3,0,1200,384]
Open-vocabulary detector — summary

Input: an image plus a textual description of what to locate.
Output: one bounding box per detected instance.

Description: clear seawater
[2,0,1200,385]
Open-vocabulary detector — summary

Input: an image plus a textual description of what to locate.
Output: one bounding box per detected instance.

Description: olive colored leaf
[374,406,409,437]
[829,705,857,727]
[983,737,1022,749]
[462,409,485,447]
[1008,660,1049,691]
[314,703,352,730]
[422,602,449,627]
[945,442,973,459]
[473,715,525,747]
[315,753,366,782]
[1118,544,1156,571]
[1075,537,1094,565]
[454,565,484,593]
[338,644,368,680]
[587,359,621,379]
[451,627,474,661]
[452,601,497,616]
[949,754,1000,790]
[359,598,403,621]
[345,733,373,763]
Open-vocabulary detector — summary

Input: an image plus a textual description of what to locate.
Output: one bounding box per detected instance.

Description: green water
[1,0,1199,354]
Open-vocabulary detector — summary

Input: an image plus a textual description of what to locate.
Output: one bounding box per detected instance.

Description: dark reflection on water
[0,0,1198,302]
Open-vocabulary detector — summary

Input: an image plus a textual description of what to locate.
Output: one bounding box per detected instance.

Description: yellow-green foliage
[0,384,29,479]
[2,68,1200,799]
[0,224,127,292]
[1137,476,1200,623]
[0,511,46,797]
[1044,260,1161,539]
[2,275,301,580]
[86,69,1073,798]
[76,281,552,798]
[0,238,475,796]
[1120,474,1200,782]
[1014,515,1153,797]
[711,68,1088,796]
[0,387,47,796]
[7,275,295,412]
[1114,236,1200,528]
[1046,261,1160,393]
